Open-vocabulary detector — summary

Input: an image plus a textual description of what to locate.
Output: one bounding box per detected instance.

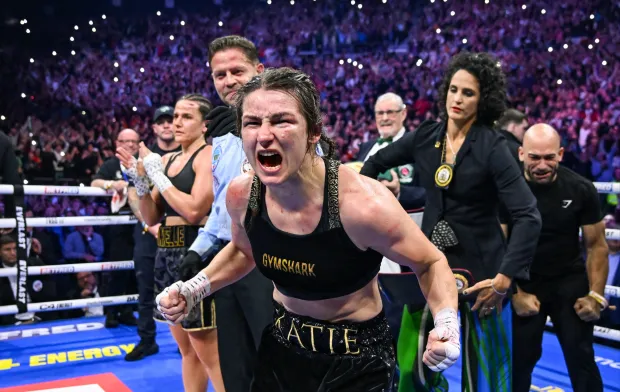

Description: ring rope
[0,294,138,316]
[1,182,618,343]
[546,317,620,342]
[0,184,114,197]
[0,261,134,277]
[0,215,137,229]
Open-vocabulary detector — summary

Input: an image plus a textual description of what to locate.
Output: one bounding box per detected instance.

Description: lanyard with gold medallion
[435,136,454,189]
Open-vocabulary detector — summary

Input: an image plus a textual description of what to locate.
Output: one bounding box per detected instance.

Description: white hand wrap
[179,271,212,312]
[428,308,461,372]
[121,156,151,197]
[143,153,172,193]
[155,281,184,325]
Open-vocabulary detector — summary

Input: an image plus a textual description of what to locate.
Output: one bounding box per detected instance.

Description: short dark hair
[438,52,507,127]
[0,235,16,248]
[178,94,213,121]
[208,35,259,65]
[234,67,336,158]
[496,109,527,130]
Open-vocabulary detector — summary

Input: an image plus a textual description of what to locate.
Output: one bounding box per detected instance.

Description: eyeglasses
[375,109,403,117]
[117,140,140,144]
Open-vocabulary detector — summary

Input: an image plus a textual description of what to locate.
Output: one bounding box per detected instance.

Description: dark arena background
[0,0,618,391]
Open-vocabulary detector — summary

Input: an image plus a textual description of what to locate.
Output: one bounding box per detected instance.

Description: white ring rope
[0,215,137,229]
[593,182,620,194]
[0,261,134,277]
[0,294,138,316]
[546,318,620,343]
[0,184,114,197]
[1,182,618,343]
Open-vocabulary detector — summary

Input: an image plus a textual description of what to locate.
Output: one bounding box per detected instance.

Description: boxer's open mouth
[258,151,282,168]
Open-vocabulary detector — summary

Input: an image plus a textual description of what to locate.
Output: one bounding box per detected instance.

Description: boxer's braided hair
[234,67,337,159]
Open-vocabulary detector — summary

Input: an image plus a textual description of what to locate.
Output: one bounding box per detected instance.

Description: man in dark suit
[0,235,58,326]
[355,93,426,212]
[354,93,426,274]
[496,109,528,162]
[0,131,20,221]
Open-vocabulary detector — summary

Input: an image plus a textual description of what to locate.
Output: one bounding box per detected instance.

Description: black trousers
[133,224,157,342]
[217,268,274,392]
[513,272,603,392]
[103,224,135,316]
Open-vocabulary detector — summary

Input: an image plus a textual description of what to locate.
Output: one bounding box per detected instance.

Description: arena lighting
[290,0,295,4]
[52,51,57,56]
[588,44,593,49]
[358,3,362,8]
[206,62,209,67]
[26,29,30,33]
[522,4,526,10]
[140,67,145,73]
[484,0,489,3]
[74,25,79,30]
[180,21,185,26]
[92,27,97,32]
[436,28,441,34]
[547,47,553,52]
[595,38,600,44]
[132,106,137,112]
[416,59,423,67]
[450,11,455,16]
[358,64,363,69]
[32,141,37,146]
[589,14,594,19]
[351,0,355,4]
[218,21,223,26]
[70,36,74,41]
[30,58,34,63]
[602,60,607,66]
[114,62,119,67]
[81,111,86,115]
[339,59,344,65]
[353,61,358,66]
[462,38,467,44]
[496,61,501,67]
[102,14,106,19]
[60,151,65,157]
[23,19,27,24]
[71,50,76,55]
[89,20,93,25]
[382,0,387,3]
[156,11,161,16]
[169,35,175,40]
[23,180,28,185]
[0,116,5,121]
[541,9,546,14]
[430,0,434,3]
[557,79,562,85]
[80,183,84,187]
[113,77,119,82]
[21,93,26,98]
[347,58,352,63]
[563,43,568,49]
[267,0,272,3]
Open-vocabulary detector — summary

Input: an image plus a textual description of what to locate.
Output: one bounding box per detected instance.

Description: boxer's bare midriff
[273,276,383,323]
[165,215,208,227]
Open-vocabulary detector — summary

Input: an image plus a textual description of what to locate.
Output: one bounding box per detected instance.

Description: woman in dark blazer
[361,52,541,392]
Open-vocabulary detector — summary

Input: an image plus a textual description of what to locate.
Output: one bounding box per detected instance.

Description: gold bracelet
[588,291,608,310]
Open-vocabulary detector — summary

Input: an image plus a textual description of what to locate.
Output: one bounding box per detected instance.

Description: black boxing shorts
[250,300,396,392]
[153,225,216,331]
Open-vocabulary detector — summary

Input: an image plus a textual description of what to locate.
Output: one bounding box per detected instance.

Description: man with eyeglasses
[354,93,426,258]
[92,128,141,330]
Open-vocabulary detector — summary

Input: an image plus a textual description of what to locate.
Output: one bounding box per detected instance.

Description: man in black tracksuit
[510,124,608,392]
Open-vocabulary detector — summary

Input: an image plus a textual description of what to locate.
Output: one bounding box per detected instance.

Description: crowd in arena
[0,0,619,331]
